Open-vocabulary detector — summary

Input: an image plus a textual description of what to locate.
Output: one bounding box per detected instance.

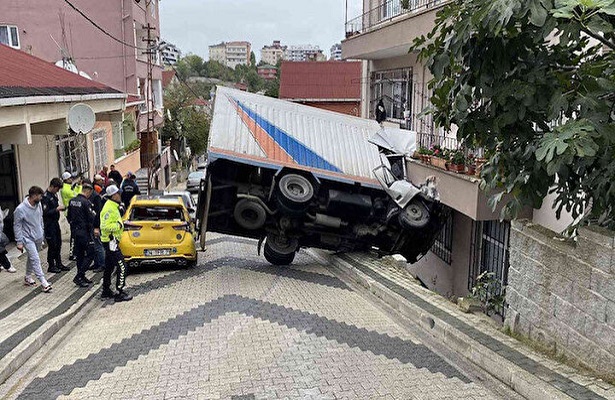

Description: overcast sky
[159,0,362,61]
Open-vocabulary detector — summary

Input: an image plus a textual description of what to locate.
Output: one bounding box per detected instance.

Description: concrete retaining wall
[505,220,615,376]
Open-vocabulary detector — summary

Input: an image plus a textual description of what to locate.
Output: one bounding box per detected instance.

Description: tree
[161,83,210,159]
[250,51,257,68]
[174,54,205,79]
[412,0,615,229]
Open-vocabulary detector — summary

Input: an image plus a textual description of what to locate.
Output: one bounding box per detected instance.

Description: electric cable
[62,0,156,51]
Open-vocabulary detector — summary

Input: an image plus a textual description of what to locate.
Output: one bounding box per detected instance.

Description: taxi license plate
[145,249,171,256]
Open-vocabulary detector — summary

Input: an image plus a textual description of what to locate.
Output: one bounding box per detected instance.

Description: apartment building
[1,0,167,193]
[257,64,278,81]
[160,40,181,66]
[284,44,326,62]
[208,41,252,69]
[330,43,343,61]
[261,40,287,65]
[341,0,572,305]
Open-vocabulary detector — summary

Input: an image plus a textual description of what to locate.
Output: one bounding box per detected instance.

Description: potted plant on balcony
[449,150,466,173]
[417,146,432,163]
[430,145,448,170]
[466,154,477,175]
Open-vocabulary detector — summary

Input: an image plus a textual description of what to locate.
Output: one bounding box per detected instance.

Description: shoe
[73,277,89,288]
[24,276,36,286]
[82,277,93,284]
[58,264,71,271]
[114,290,133,302]
[42,285,52,293]
[7,266,16,273]
[101,290,116,299]
[48,266,62,273]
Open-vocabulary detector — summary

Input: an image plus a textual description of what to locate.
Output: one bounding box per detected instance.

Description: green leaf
[530,0,549,26]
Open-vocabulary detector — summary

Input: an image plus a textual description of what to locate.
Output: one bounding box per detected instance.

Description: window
[93,129,108,172]
[130,206,184,222]
[371,68,412,121]
[56,133,89,176]
[431,210,453,264]
[152,79,163,110]
[469,220,511,317]
[149,0,157,18]
[0,25,20,49]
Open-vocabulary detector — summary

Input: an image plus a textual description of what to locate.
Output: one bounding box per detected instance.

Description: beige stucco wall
[406,211,473,298]
[114,149,141,176]
[15,135,59,198]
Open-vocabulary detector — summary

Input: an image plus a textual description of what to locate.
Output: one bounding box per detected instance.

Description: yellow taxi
[120,196,197,268]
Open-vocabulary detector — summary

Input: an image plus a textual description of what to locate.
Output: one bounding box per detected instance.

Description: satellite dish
[67,103,96,134]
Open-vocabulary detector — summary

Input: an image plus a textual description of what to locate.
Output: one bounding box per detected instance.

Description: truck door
[196,176,212,251]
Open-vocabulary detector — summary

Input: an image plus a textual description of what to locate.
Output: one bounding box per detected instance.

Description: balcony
[407,132,507,221]
[342,0,448,60]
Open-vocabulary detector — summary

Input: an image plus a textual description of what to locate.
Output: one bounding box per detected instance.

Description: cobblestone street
[0,234,522,400]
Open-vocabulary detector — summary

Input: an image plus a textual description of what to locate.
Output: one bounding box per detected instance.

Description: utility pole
[142,22,157,194]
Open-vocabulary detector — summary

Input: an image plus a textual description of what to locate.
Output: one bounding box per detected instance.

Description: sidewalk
[310,250,615,400]
[0,239,102,384]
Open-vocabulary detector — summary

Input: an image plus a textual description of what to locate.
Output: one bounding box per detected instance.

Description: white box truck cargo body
[197,87,445,265]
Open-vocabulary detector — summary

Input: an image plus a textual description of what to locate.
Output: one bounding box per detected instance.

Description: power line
[170,65,206,100]
[62,0,154,51]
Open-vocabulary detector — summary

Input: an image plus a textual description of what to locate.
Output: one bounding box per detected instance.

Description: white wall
[16,135,59,198]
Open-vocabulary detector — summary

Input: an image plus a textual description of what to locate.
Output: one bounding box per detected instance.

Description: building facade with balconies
[342,0,577,310]
[209,41,252,69]
[261,40,287,66]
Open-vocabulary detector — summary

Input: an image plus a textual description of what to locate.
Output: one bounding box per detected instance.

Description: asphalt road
[4,234,522,400]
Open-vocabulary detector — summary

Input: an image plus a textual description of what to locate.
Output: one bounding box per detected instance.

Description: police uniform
[67,192,94,286]
[100,189,132,301]
[41,189,67,272]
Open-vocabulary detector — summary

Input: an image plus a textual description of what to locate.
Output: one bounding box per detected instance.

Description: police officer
[41,178,70,273]
[100,185,132,302]
[120,172,140,206]
[67,180,95,287]
[61,171,81,261]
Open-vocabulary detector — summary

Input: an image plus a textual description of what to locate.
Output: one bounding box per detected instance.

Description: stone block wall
[505,220,615,376]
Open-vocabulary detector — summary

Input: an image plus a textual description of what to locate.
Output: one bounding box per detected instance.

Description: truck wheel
[398,198,430,229]
[264,242,296,266]
[277,174,314,209]
[233,199,267,230]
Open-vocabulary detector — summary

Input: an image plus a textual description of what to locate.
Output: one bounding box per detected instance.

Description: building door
[0,145,20,241]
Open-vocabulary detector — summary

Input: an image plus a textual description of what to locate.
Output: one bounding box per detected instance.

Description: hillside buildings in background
[260,40,287,65]
[160,40,181,66]
[209,41,252,69]
[330,43,342,60]
[257,64,278,81]
[284,44,326,62]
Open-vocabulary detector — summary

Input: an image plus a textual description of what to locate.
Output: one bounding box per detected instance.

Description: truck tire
[277,174,314,209]
[233,199,267,230]
[264,242,296,266]
[398,198,430,229]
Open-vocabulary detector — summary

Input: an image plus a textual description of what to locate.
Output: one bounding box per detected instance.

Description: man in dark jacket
[121,172,141,206]
[108,164,123,188]
[41,178,70,273]
[67,181,95,287]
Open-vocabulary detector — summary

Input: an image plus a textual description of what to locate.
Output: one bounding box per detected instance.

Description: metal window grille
[431,211,453,264]
[92,129,107,173]
[370,68,412,121]
[56,133,89,176]
[469,220,511,317]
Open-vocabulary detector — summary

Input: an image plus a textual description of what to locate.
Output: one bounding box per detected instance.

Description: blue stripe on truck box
[235,100,342,173]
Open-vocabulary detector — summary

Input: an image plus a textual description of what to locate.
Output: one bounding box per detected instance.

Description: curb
[0,284,102,385]
[310,249,575,400]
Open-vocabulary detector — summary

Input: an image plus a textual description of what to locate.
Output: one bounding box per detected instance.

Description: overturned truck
[196,87,446,265]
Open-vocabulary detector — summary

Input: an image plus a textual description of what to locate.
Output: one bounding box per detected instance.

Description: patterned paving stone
[4,235,516,399]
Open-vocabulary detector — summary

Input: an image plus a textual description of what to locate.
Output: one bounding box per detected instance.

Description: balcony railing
[416,132,484,158]
[345,0,446,38]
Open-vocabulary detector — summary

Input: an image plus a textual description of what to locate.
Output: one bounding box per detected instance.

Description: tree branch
[579,25,615,51]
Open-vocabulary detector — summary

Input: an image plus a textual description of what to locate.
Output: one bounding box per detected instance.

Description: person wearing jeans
[13,186,51,292]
